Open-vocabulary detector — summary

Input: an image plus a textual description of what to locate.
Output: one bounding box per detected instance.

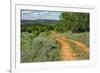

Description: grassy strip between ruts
[61,32,89,47]
[49,31,89,60]
[66,39,89,60]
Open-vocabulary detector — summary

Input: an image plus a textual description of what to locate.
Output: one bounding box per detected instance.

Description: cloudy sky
[21,10,61,20]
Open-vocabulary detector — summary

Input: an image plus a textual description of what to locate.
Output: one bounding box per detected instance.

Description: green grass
[61,32,89,47]
[67,40,89,60]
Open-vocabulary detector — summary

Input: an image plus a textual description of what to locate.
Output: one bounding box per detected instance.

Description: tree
[59,12,89,32]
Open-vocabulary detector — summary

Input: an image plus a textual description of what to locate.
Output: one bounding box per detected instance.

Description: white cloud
[39,11,49,15]
[21,10,32,14]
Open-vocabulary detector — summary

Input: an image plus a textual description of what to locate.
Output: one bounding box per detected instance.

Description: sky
[21,10,61,20]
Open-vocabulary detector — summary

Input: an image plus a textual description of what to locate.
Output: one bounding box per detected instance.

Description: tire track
[50,31,89,60]
[50,31,77,60]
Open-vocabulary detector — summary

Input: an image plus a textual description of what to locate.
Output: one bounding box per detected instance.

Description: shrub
[21,32,60,63]
[31,33,60,62]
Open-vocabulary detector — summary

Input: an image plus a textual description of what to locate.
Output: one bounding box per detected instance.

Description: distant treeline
[21,12,89,34]
[21,20,58,24]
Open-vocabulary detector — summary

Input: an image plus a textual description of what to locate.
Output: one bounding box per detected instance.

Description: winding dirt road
[58,35,89,53]
[55,37,77,60]
[50,31,89,60]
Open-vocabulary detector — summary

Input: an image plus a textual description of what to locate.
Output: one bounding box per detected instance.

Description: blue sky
[21,10,61,20]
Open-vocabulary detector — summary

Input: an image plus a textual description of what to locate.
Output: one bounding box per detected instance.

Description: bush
[21,32,60,63]
[31,33,60,62]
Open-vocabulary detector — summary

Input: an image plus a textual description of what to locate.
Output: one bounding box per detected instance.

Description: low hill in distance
[21,19,59,24]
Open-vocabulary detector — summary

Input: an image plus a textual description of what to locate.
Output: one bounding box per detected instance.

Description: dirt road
[55,37,77,60]
[50,31,89,60]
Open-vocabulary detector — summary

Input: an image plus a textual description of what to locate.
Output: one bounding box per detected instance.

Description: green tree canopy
[59,12,89,32]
